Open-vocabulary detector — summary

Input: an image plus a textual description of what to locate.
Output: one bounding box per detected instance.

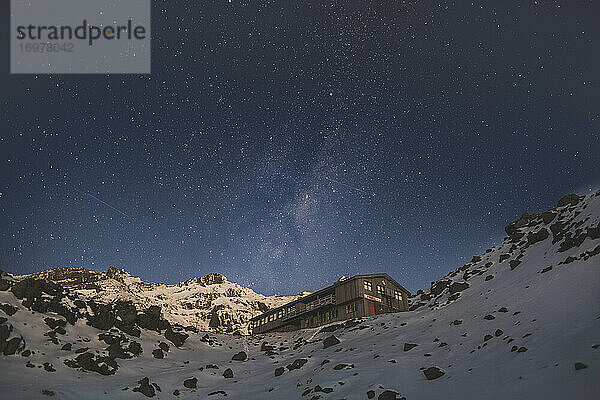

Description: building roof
[250,273,410,321]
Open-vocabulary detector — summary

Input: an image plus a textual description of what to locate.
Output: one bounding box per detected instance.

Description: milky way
[1,1,599,295]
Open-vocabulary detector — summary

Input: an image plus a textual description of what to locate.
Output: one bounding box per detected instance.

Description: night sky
[1,1,599,296]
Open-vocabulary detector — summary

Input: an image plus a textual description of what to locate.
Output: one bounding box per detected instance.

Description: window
[376,285,385,295]
[363,280,372,291]
[345,303,358,314]
[394,290,402,301]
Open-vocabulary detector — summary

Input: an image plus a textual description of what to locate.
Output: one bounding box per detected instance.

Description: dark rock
[517,347,528,353]
[484,335,493,341]
[128,341,143,357]
[173,389,180,396]
[449,282,469,294]
[574,362,587,370]
[135,306,165,332]
[323,335,341,349]
[498,307,508,313]
[133,377,155,397]
[208,391,227,396]
[223,368,234,378]
[158,342,169,352]
[379,390,402,400]
[540,210,557,224]
[404,343,418,351]
[87,302,116,331]
[423,366,445,380]
[287,358,308,371]
[41,389,55,397]
[274,367,284,376]
[0,303,18,316]
[164,327,188,347]
[4,337,23,355]
[183,377,197,388]
[451,319,462,325]
[231,351,247,361]
[499,254,510,263]
[495,329,504,337]
[430,280,451,296]
[367,390,376,399]
[21,349,31,357]
[43,362,56,372]
[557,194,581,207]
[61,343,72,351]
[485,275,494,281]
[66,352,118,375]
[152,349,164,359]
[260,342,275,352]
[509,259,522,270]
[333,363,351,370]
[527,229,549,246]
[483,314,495,320]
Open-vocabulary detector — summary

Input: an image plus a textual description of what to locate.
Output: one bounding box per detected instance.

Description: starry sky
[1,1,599,296]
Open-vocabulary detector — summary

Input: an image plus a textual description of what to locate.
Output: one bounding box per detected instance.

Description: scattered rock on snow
[133,377,155,398]
[404,343,418,351]
[423,366,445,380]
[323,335,341,349]
[183,377,197,388]
[574,362,587,370]
[231,351,247,361]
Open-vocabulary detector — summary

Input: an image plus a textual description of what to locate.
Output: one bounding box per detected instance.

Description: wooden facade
[249,274,411,334]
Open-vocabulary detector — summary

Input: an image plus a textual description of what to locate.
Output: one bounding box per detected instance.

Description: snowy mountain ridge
[12,267,298,335]
[0,190,598,399]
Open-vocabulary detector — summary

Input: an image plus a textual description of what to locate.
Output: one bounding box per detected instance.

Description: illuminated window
[345,303,358,314]
[394,290,402,301]
[363,281,372,291]
[376,285,385,295]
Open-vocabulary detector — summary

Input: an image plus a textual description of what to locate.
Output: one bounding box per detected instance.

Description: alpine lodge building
[249,273,411,334]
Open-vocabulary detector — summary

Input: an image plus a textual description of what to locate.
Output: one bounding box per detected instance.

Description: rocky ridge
[13,268,297,335]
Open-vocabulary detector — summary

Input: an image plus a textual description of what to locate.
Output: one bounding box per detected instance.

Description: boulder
[379,390,403,400]
[403,343,418,351]
[183,377,197,388]
[133,377,155,397]
[223,368,234,378]
[323,335,340,349]
[152,349,164,359]
[164,327,188,347]
[448,282,469,294]
[231,351,247,361]
[423,366,445,380]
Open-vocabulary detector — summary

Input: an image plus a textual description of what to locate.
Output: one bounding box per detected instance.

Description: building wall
[250,274,410,334]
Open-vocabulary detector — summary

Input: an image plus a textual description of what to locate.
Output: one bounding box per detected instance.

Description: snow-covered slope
[1,191,598,399]
[14,268,297,335]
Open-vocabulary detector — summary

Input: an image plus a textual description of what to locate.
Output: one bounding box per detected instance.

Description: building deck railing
[282,293,335,320]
